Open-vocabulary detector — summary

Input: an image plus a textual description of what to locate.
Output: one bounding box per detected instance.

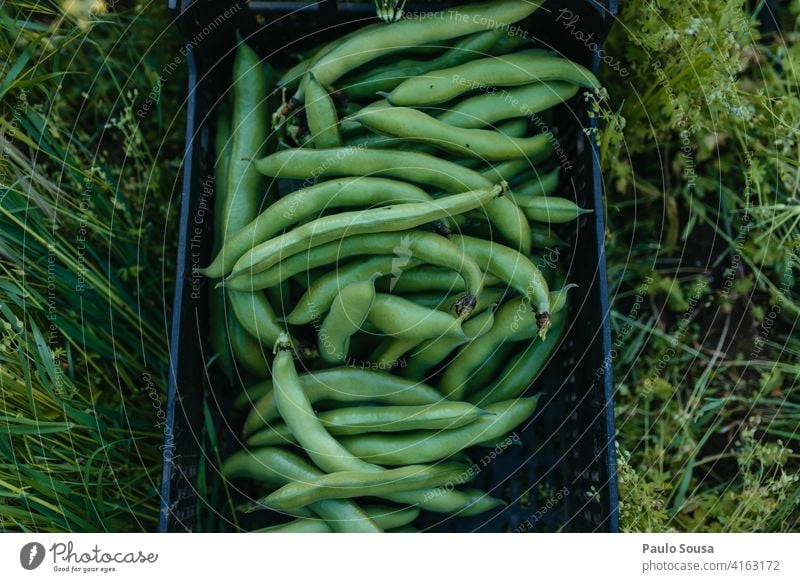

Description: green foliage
[602,0,800,531]
[0,1,183,531]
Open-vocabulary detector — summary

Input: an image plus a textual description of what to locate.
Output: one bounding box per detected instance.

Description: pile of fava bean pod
[209,0,600,533]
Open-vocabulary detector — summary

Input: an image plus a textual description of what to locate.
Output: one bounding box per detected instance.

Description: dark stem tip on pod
[454,293,478,319]
[535,312,551,340]
[431,220,451,237]
[273,332,294,354]
[498,181,509,197]
[280,97,301,117]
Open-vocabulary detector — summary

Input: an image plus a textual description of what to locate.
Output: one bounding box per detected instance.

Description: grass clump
[0,1,183,531]
[600,0,800,531]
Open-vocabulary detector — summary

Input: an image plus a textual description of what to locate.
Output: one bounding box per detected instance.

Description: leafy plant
[601,0,800,532]
[0,1,183,531]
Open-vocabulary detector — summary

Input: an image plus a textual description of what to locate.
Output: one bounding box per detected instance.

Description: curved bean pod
[438,298,537,399]
[243,367,444,435]
[368,293,467,337]
[278,22,386,90]
[450,234,551,336]
[204,178,430,278]
[438,82,578,129]
[224,232,485,311]
[341,28,510,98]
[223,41,268,241]
[339,398,539,465]
[403,306,496,381]
[221,447,381,533]
[319,276,378,364]
[255,505,420,533]
[345,116,526,152]
[257,463,470,511]
[270,335,499,514]
[519,197,592,223]
[469,309,567,405]
[386,53,600,106]
[351,102,553,162]
[304,72,341,148]
[229,290,285,346]
[228,185,501,278]
[509,166,560,200]
[286,256,422,325]
[247,402,489,446]
[436,284,572,400]
[252,148,530,252]
[296,1,542,97]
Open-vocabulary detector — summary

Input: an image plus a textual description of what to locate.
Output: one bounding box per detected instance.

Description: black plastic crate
[161,0,619,533]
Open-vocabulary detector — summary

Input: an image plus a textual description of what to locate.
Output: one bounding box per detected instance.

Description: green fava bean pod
[228,185,501,278]
[341,28,511,99]
[463,341,516,394]
[403,307,496,381]
[304,72,341,148]
[520,197,592,223]
[229,321,270,379]
[439,297,538,400]
[339,398,540,466]
[278,22,386,90]
[296,0,543,97]
[223,41,269,241]
[481,159,531,184]
[257,463,471,511]
[253,147,488,191]
[247,401,489,446]
[379,266,502,295]
[407,288,506,315]
[270,335,500,514]
[271,334,378,473]
[509,166,561,200]
[469,309,567,406]
[450,235,551,336]
[243,367,445,434]
[323,402,489,434]
[229,289,286,347]
[368,293,467,338]
[256,505,420,533]
[351,103,553,162]
[286,256,423,325]
[221,447,381,532]
[436,284,573,401]
[204,177,431,278]
[256,519,332,533]
[252,148,530,252]
[369,337,421,370]
[438,82,579,129]
[385,53,600,107]
[531,228,565,249]
[225,232,485,311]
[319,276,378,364]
